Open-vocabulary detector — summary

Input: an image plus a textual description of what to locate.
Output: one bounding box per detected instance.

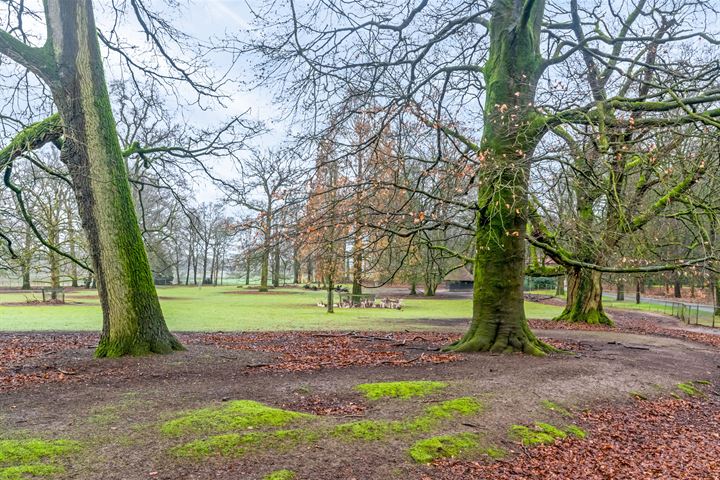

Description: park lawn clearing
[0,286,562,332]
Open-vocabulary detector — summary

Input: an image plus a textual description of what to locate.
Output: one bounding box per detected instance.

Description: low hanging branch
[0,114,62,170]
[4,165,93,272]
[527,234,714,274]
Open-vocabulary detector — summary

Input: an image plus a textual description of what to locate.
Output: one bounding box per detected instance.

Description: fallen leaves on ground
[429,394,720,480]
[0,333,96,392]
[530,311,720,348]
[281,394,367,416]
[183,332,463,373]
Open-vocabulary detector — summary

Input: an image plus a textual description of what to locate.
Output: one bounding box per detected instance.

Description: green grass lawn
[0,286,563,332]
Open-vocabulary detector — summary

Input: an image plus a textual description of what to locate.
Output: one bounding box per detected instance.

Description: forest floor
[1,309,719,479]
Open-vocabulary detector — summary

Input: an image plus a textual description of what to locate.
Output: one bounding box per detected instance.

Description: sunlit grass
[0,285,562,332]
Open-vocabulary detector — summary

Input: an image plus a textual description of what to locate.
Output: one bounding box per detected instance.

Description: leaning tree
[0,0,184,356]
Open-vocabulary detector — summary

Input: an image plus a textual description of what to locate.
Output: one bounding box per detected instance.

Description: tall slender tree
[0,1,181,356]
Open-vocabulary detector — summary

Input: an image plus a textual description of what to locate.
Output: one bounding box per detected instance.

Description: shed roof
[444,268,474,282]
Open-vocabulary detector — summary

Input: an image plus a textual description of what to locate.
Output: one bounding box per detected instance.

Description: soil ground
[1,309,719,479]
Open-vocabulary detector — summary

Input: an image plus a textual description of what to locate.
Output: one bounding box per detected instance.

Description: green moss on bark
[555,268,613,326]
[449,0,550,355]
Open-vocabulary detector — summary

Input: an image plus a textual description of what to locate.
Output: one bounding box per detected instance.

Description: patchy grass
[424,397,483,419]
[263,470,296,480]
[0,439,81,480]
[509,423,586,446]
[677,382,702,397]
[356,381,447,400]
[171,430,318,458]
[0,286,562,332]
[408,433,482,463]
[161,400,311,437]
[629,391,648,400]
[541,400,571,417]
[0,440,81,465]
[0,464,63,480]
[168,396,483,458]
[334,397,483,441]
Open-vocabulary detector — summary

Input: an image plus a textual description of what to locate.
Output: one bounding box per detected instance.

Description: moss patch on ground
[161,400,311,437]
[677,382,702,397]
[0,439,81,479]
[356,381,447,400]
[541,400,571,417]
[333,397,483,441]
[171,429,319,458]
[510,422,586,446]
[170,396,485,459]
[409,433,479,463]
[408,433,507,463]
[0,464,63,480]
[263,469,296,480]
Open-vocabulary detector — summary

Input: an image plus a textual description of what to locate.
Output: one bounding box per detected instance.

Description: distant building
[444,268,474,291]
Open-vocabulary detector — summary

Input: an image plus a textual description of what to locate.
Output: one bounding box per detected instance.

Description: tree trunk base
[95,333,184,358]
[554,308,613,326]
[443,321,555,355]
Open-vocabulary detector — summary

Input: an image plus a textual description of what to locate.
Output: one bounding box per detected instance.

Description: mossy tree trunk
[616,281,624,301]
[260,247,269,292]
[65,199,79,287]
[259,210,270,292]
[556,267,612,325]
[326,275,334,313]
[48,222,60,299]
[292,248,300,284]
[445,0,553,354]
[674,278,682,298]
[43,0,182,356]
[351,248,362,298]
[272,241,280,287]
[21,265,31,290]
[21,223,32,290]
[635,278,641,304]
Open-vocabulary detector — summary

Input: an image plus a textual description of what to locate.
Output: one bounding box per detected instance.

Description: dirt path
[1,320,718,479]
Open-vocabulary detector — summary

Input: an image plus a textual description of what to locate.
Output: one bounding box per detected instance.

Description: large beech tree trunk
[445,0,552,354]
[45,0,181,356]
[556,267,612,325]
